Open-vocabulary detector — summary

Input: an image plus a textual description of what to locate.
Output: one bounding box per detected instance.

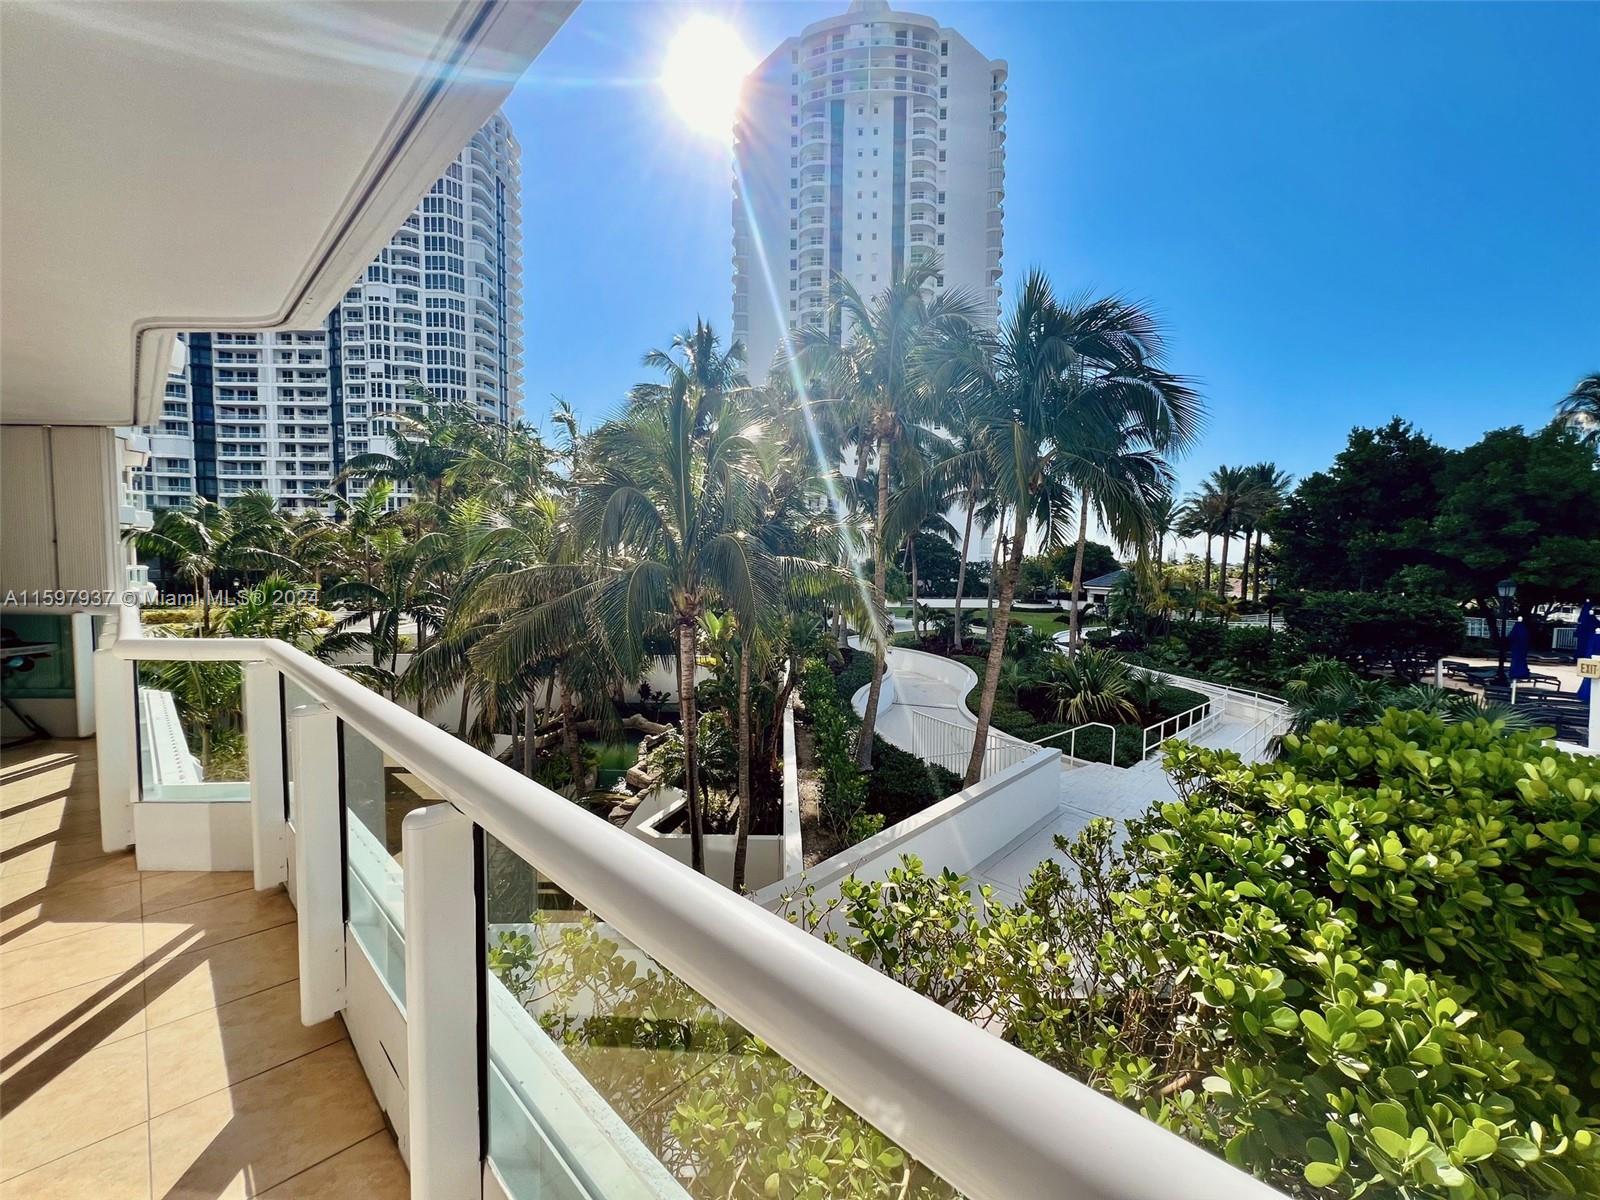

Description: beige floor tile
[0,852,138,903]
[142,923,299,1029]
[0,920,146,1005]
[147,981,343,1116]
[141,870,254,917]
[0,829,115,877]
[0,877,143,952]
[140,888,295,956]
[0,799,69,843]
[256,1131,407,1198]
[148,1041,384,1199]
[0,971,146,1065]
[0,1031,149,1181]
[0,1123,151,1200]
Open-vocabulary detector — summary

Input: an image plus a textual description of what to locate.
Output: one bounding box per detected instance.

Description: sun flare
[660,16,756,140]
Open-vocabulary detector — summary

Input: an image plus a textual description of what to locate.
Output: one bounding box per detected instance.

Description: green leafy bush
[800,715,1600,1197]
[801,659,868,839]
[802,657,961,838]
[833,650,876,706]
[865,737,960,824]
[489,915,951,1198]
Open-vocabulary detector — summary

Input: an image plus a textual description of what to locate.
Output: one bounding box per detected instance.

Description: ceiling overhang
[0,0,573,426]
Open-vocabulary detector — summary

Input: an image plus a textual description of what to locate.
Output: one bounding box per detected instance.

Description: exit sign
[1580,659,1600,679]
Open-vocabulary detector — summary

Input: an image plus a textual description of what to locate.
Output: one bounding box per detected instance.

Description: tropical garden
[128,269,1599,1197]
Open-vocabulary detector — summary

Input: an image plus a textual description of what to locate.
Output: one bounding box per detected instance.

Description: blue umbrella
[1508,619,1531,681]
[1575,602,1595,702]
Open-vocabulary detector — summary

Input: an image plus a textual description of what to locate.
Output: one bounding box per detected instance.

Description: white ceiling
[0,0,572,426]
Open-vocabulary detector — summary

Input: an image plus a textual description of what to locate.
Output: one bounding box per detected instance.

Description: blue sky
[504,1,1598,502]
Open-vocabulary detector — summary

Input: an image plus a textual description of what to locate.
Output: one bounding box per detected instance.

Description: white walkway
[853,643,1289,900]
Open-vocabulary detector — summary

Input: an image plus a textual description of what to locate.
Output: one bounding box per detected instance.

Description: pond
[587,734,643,791]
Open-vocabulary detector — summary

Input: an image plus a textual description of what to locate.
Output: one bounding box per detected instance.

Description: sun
[661,16,756,140]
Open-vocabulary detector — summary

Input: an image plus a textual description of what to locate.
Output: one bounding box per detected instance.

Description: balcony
[0,737,408,1197]
[0,605,1288,1200]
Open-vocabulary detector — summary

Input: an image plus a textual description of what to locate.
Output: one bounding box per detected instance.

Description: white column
[243,661,287,890]
[402,803,481,1199]
[93,645,136,852]
[292,704,345,1025]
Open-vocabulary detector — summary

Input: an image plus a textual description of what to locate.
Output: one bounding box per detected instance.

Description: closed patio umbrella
[1508,619,1532,682]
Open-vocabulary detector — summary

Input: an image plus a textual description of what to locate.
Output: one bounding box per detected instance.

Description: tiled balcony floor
[1,740,408,1198]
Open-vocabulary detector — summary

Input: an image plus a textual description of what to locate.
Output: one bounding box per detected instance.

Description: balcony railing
[88,606,1279,1200]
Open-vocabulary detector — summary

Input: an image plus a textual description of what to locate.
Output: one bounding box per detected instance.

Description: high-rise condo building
[731,0,1006,376]
[134,113,522,512]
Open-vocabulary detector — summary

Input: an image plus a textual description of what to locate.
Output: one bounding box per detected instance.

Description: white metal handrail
[1034,720,1119,766]
[1140,700,1216,761]
[908,706,1035,779]
[106,629,1278,1200]
[1219,707,1289,763]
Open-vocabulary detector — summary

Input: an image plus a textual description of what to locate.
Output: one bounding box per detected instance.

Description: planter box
[625,702,804,892]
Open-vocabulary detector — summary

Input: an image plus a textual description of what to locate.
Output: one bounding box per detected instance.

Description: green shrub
[807,716,1600,1197]
[1187,711,1600,1092]
[803,657,961,839]
[139,607,200,627]
[866,737,960,824]
[800,660,867,839]
[833,649,876,706]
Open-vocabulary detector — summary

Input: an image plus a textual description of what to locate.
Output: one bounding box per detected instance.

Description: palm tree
[128,492,294,633]
[1237,462,1292,602]
[1557,372,1600,446]
[937,272,1202,785]
[796,259,981,769]
[1196,465,1252,609]
[1043,645,1140,726]
[468,323,785,873]
[1176,494,1216,594]
[1145,490,1179,568]
[340,384,483,518]
[1061,413,1178,649]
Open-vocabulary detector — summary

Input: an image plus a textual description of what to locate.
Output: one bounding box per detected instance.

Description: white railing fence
[1140,700,1217,762]
[908,707,1035,780]
[1034,720,1119,767]
[89,615,1280,1200]
[1216,704,1291,764]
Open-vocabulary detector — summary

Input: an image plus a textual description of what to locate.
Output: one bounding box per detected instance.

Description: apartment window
[940,40,948,54]
[940,107,947,120]
[940,65,947,77]
[937,233,945,245]
[940,87,947,98]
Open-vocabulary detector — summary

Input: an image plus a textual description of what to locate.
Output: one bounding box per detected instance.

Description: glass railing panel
[482,834,957,1200]
[134,658,250,803]
[342,721,443,1005]
[282,677,319,824]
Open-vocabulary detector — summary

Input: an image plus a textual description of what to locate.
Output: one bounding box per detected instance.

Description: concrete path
[850,642,1290,900]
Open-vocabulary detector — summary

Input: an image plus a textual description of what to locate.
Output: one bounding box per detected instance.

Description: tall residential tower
[135,113,522,512]
[731,0,1006,375]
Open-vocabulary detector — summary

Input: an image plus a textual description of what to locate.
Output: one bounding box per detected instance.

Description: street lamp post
[1493,577,1516,685]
